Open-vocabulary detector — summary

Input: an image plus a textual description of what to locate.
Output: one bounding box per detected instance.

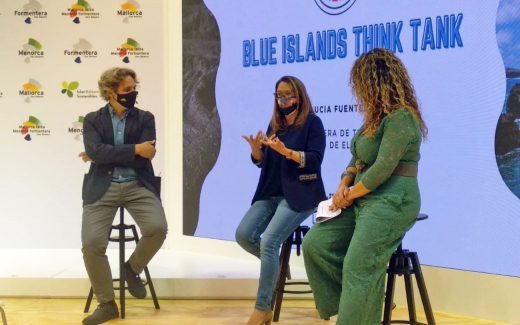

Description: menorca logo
[314,0,357,15]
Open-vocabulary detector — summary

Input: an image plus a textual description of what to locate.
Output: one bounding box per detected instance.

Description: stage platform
[0,247,309,299]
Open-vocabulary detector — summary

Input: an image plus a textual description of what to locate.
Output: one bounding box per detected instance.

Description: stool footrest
[283,281,312,294]
[109,236,136,242]
[283,289,312,294]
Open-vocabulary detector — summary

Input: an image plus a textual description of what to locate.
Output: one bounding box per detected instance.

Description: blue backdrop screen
[182,0,520,277]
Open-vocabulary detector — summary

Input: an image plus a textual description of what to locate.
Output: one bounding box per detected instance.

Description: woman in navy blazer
[236,76,326,325]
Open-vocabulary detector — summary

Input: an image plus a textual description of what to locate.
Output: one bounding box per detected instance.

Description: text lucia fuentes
[243,13,463,67]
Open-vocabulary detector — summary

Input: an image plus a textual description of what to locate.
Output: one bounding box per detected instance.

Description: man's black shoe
[125,261,147,299]
[82,300,119,325]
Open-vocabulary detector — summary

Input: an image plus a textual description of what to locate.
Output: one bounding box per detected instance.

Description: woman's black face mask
[277,96,298,116]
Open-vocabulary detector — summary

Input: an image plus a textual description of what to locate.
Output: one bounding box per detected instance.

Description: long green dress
[303,108,422,325]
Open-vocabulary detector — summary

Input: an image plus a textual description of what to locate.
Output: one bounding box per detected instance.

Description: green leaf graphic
[68,82,79,90]
[126,38,140,48]
[78,116,85,123]
[28,116,40,125]
[67,90,74,97]
[28,38,42,50]
[78,0,90,9]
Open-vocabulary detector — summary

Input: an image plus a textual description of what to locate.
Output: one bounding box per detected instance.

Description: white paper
[314,198,342,224]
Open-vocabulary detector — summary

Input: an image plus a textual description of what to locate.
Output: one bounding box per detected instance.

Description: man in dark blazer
[79,67,167,325]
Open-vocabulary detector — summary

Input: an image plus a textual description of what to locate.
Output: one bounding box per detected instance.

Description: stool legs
[130,225,160,310]
[119,213,126,319]
[0,305,7,325]
[410,252,435,325]
[403,272,417,322]
[271,238,292,322]
[383,255,398,325]
[84,208,160,318]
[382,249,436,325]
[271,226,312,323]
[84,288,94,313]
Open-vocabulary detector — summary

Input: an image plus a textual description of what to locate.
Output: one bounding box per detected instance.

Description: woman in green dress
[302,48,428,325]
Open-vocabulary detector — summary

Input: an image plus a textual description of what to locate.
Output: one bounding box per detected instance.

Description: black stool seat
[84,207,160,319]
[382,213,436,325]
[271,225,312,322]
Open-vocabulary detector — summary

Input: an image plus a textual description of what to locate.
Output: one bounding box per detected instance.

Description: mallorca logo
[20,79,44,103]
[111,38,149,63]
[15,0,48,24]
[13,116,51,141]
[62,0,100,24]
[314,0,357,15]
[19,38,44,63]
[118,1,143,23]
[64,38,98,63]
[69,116,84,140]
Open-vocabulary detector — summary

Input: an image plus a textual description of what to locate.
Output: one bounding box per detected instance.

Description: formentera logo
[13,116,51,141]
[62,0,100,24]
[111,38,149,63]
[15,0,48,24]
[64,38,98,63]
[314,0,357,15]
[20,38,44,63]
[118,1,143,23]
[69,116,84,140]
[20,79,44,103]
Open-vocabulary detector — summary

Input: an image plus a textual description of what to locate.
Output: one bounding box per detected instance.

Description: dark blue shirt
[108,105,138,183]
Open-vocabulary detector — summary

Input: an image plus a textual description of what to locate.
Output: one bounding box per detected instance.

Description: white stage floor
[0,248,309,298]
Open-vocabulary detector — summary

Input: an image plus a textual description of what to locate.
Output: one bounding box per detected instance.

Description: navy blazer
[252,114,327,212]
[82,104,160,206]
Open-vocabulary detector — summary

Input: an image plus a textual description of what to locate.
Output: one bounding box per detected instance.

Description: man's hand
[135,140,156,160]
[78,152,94,163]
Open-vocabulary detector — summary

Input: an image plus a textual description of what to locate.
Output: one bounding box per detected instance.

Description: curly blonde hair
[350,48,427,139]
[98,67,138,101]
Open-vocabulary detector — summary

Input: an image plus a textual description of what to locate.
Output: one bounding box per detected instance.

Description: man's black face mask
[117,91,138,109]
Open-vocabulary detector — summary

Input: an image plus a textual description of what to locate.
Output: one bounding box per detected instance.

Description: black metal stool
[84,207,160,319]
[271,225,312,322]
[0,300,7,325]
[382,213,436,325]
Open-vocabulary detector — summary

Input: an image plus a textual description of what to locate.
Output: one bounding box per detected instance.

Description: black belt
[392,164,418,177]
[355,159,418,177]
